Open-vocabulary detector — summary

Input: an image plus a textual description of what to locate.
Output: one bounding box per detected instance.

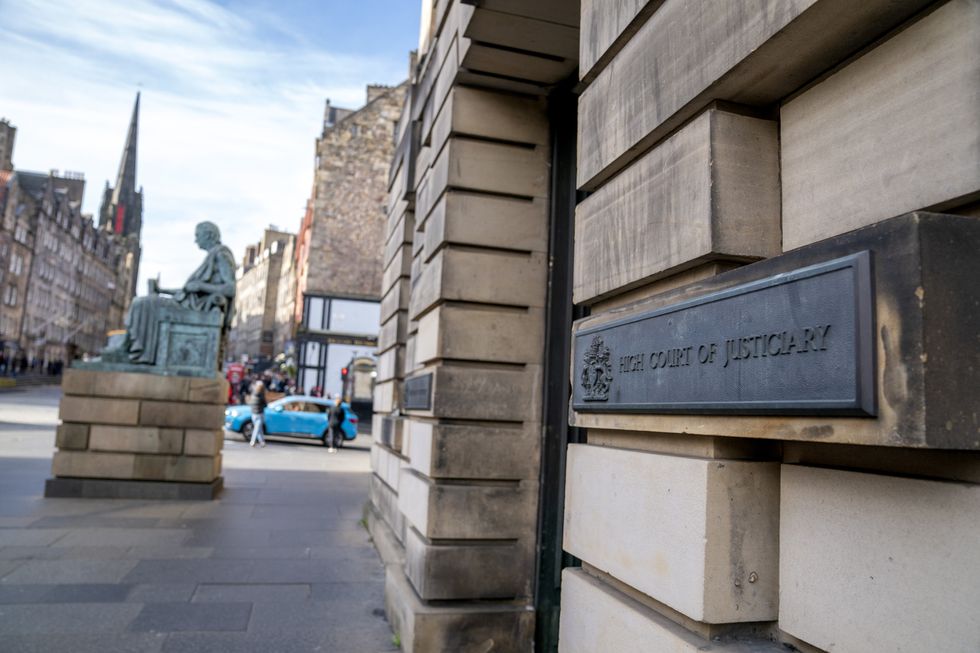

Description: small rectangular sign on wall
[572,252,876,416]
[403,373,433,411]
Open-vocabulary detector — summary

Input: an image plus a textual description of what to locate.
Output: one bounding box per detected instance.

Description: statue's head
[194,221,221,250]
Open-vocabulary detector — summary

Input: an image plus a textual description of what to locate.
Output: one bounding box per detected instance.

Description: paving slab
[128,601,253,632]
[2,559,139,584]
[192,582,311,602]
[38,583,134,603]
[1,633,166,653]
[0,602,144,633]
[124,583,197,602]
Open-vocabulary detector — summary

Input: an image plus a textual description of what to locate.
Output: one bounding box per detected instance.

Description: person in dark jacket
[327,395,345,452]
[248,380,267,447]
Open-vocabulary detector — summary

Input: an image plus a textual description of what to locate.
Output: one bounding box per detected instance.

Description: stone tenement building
[292,83,407,395]
[0,99,141,365]
[0,118,15,171]
[226,227,293,362]
[368,2,980,652]
[272,218,298,358]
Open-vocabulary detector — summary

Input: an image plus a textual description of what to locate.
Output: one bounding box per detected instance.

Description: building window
[3,285,16,306]
[328,299,380,334]
[8,253,22,275]
[304,296,327,330]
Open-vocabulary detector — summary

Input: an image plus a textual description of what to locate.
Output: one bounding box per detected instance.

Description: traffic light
[341,366,349,381]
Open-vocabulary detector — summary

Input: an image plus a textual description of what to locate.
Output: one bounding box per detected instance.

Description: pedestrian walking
[248,380,267,447]
[327,394,345,452]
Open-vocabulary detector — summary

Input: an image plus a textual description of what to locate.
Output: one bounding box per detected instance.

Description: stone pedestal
[44,368,227,500]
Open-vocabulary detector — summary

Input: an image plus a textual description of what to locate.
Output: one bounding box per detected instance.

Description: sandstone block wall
[374,2,980,653]
[367,2,558,650]
[560,2,980,652]
[50,369,226,486]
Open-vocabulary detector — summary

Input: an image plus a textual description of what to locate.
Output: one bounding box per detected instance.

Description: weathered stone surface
[51,451,219,483]
[138,401,225,430]
[372,443,405,492]
[399,468,537,540]
[415,137,548,223]
[187,377,228,405]
[378,310,408,353]
[380,278,410,323]
[563,444,779,623]
[781,0,980,250]
[571,213,980,449]
[131,453,220,483]
[382,243,412,296]
[574,109,780,304]
[410,247,547,319]
[62,369,189,402]
[44,476,223,500]
[384,565,535,653]
[374,415,406,452]
[423,192,548,261]
[377,345,406,382]
[577,0,935,190]
[462,8,577,69]
[427,86,547,155]
[407,419,538,480]
[183,429,223,456]
[370,473,405,544]
[373,380,399,414]
[59,397,140,426]
[384,212,416,268]
[404,334,419,374]
[780,465,980,653]
[460,39,574,87]
[559,569,782,653]
[88,425,183,455]
[404,363,540,423]
[405,526,530,600]
[302,83,408,300]
[416,304,543,365]
[579,0,654,82]
[55,423,89,451]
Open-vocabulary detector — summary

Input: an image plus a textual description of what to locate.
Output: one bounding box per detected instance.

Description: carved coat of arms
[581,335,613,401]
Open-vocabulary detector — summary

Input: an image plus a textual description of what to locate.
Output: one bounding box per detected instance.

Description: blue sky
[0,0,419,288]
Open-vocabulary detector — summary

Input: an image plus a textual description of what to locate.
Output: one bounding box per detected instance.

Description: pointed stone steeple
[99,93,144,304]
[100,93,143,239]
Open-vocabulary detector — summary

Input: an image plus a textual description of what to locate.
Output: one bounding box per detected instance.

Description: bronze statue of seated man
[108,221,235,366]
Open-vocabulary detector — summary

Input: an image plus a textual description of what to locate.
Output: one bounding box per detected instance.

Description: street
[0,386,395,652]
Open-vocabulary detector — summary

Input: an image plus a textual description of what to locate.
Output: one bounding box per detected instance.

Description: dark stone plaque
[404,373,433,410]
[573,252,875,415]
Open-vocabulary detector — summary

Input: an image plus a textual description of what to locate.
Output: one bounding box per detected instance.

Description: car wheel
[241,421,253,442]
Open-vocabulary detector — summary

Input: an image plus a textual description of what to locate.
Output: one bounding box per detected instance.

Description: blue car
[224,396,358,447]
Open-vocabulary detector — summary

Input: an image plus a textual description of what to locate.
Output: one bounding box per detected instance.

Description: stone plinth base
[44,476,223,500]
[46,368,227,499]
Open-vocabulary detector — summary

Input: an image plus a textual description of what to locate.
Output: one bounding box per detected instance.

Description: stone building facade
[272,230,297,358]
[0,118,15,171]
[226,228,293,362]
[0,169,132,364]
[0,100,140,365]
[292,83,407,396]
[368,2,980,652]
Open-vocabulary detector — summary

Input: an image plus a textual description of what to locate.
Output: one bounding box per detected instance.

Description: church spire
[111,92,139,214]
[101,92,143,239]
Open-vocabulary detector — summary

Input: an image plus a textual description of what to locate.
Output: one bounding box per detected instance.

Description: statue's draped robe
[126,245,235,364]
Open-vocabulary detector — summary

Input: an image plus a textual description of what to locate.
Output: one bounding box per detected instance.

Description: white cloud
[0,0,408,291]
